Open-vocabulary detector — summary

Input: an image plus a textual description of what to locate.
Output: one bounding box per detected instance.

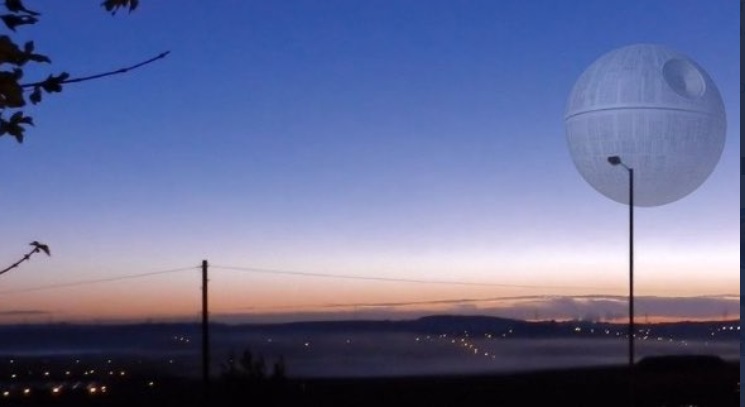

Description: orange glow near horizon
[0,247,737,324]
[0,279,738,324]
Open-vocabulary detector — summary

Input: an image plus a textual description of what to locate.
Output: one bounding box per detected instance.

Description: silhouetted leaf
[10,110,32,126]
[0,36,48,66]
[28,85,40,104]
[101,0,139,15]
[0,70,25,108]
[5,0,39,16]
[8,125,23,142]
[39,72,68,93]
[21,40,51,64]
[0,35,24,65]
[0,116,25,143]
[26,53,50,63]
[0,13,37,31]
[0,111,34,143]
[29,241,50,256]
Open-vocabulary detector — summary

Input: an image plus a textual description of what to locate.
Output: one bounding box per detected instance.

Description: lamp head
[607,156,622,166]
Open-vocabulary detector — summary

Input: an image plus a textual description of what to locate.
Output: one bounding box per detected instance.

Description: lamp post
[607,156,634,366]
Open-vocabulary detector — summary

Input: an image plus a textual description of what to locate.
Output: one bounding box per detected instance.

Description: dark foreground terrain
[2,356,738,407]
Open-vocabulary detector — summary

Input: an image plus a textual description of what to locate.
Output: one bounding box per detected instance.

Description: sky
[0,0,739,323]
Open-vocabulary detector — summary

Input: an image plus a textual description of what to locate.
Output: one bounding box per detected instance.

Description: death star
[564,43,726,207]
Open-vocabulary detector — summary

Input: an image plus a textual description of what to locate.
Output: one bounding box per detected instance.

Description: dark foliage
[221,348,287,383]
[0,0,166,143]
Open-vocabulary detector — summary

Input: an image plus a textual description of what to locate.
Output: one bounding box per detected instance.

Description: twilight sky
[0,0,739,323]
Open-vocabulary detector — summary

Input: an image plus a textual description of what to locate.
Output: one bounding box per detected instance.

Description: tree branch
[0,247,37,276]
[0,241,50,276]
[20,50,171,88]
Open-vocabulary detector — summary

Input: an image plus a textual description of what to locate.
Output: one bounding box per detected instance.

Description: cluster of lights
[565,325,722,347]
[408,324,732,362]
[88,384,108,394]
[172,335,192,344]
[710,325,740,336]
[415,332,512,361]
[0,379,160,400]
[0,384,106,398]
[0,356,161,401]
[454,337,497,360]
[573,326,627,336]
[416,330,518,344]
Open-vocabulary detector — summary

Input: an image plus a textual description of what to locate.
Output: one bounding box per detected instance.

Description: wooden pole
[201,260,210,403]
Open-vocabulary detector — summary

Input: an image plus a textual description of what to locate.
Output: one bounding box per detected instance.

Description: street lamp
[607,155,635,366]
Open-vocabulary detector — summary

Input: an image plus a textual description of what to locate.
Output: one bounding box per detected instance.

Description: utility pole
[201,259,210,404]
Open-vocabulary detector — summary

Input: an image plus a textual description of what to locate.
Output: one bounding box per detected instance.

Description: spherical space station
[564,44,726,207]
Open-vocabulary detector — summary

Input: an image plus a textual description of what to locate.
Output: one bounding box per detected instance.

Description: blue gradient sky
[0,0,739,322]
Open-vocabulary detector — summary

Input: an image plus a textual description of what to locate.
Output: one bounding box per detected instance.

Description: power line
[0,266,198,296]
[211,265,612,290]
[216,294,584,312]
[214,292,741,314]
[0,262,736,302]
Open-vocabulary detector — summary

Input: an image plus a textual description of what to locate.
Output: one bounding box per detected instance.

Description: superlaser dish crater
[564,44,726,207]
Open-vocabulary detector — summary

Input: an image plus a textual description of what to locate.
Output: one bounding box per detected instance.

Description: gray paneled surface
[565,44,725,207]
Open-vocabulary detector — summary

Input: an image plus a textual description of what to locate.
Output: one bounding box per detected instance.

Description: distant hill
[223,314,740,339]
